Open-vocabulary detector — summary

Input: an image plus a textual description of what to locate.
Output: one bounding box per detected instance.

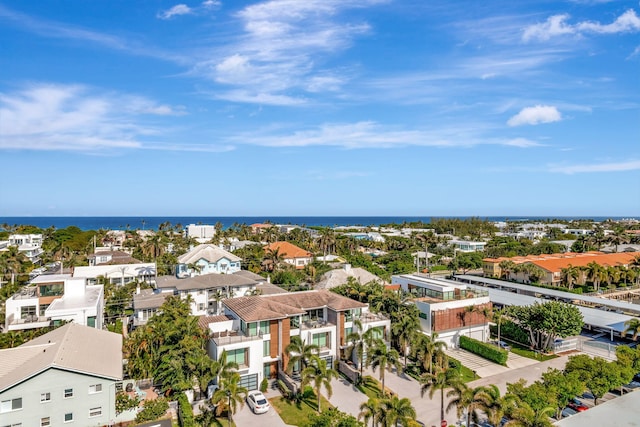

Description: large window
[304,308,323,321]
[0,398,22,412]
[290,316,300,329]
[259,320,270,335]
[312,332,330,349]
[345,309,361,322]
[20,306,36,320]
[39,283,64,297]
[263,340,270,357]
[227,348,248,366]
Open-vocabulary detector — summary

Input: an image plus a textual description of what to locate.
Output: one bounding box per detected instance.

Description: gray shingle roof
[156,273,257,291]
[0,323,122,393]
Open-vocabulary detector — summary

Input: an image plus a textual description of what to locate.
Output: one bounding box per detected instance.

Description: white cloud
[157,4,193,20]
[523,9,640,41]
[231,121,543,149]
[202,0,221,8]
[549,160,640,174]
[507,105,562,126]
[192,0,381,105]
[503,138,543,148]
[0,83,186,152]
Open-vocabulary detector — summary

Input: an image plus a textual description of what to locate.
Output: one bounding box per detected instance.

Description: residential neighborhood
[1,218,640,426]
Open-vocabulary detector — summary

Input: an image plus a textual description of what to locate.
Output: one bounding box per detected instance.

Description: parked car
[567,397,588,412]
[246,390,270,414]
[492,340,511,351]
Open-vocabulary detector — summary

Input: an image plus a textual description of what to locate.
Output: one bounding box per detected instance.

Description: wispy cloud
[0,83,188,152]
[193,0,383,105]
[158,4,193,20]
[523,9,640,41]
[507,105,562,126]
[231,121,543,149]
[549,160,640,174]
[0,4,186,63]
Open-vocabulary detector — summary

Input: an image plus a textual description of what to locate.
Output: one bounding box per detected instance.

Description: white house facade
[177,244,242,277]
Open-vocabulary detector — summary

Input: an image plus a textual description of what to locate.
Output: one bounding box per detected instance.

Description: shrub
[260,377,269,393]
[490,319,529,346]
[135,397,169,423]
[459,336,508,365]
[177,393,196,427]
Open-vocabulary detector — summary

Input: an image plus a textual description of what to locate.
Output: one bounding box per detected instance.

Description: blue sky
[0,0,638,217]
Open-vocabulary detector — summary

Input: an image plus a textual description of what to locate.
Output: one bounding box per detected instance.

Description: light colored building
[6,233,44,263]
[392,274,491,348]
[264,241,313,269]
[204,290,390,390]
[177,244,242,277]
[0,323,133,426]
[317,264,385,289]
[73,263,156,286]
[4,274,104,332]
[186,224,217,244]
[88,250,141,266]
[449,240,486,253]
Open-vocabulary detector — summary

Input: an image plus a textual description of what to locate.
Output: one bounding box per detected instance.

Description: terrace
[211,329,264,346]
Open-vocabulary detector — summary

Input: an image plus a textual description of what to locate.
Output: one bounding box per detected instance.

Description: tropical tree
[419,353,462,423]
[477,385,515,427]
[358,397,381,427]
[623,318,640,341]
[560,265,580,289]
[378,394,416,427]
[319,228,337,263]
[392,313,419,368]
[368,341,401,393]
[503,401,555,427]
[285,335,320,373]
[499,260,517,280]
[211,372,247,424]
[346,319,376,376]
[586,261,606,292]
[540,368,585,419]
[301,356,339,413]
[414,333,447,375]
[446,384,488,427]
[262,247,285,272]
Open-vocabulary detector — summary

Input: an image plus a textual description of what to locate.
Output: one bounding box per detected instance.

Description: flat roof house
[392,274,491,348]
[73,263,156,286]
[0,323,133,426]
[203,290,390,391]
[4,274,104,332]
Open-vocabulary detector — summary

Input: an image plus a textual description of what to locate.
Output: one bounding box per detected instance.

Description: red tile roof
[264,241,312,259]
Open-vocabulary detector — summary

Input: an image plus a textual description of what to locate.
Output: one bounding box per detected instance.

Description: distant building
[392,274,491,348]
[6,233,44,263]
[0,323,132,425]
[176,244,242,277]
[88,250,141,266]
[317,264,384,289]
[73,263,156,286]
[264,241,313,269]
[449,240,486,253]
[186,224,216,244]
[4,274,104,332]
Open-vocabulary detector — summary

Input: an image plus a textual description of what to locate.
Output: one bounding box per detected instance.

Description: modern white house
[203,290,390,390]
[0,323,134,426]
[87,250,140,266]
[176,244,242,277]
[449,240,486,253]
[392,274,491,348]
[154,272,265,317]
[4,233,44,264]
[72,263,156,286]
[186,224,217,244]
[4,274,104,332]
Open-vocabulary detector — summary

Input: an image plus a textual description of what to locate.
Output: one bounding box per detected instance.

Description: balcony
[11,287,38,300]
[212,330,264,346]
[301,319,335,330]
[7,315,52,331]
[355,312,389,324]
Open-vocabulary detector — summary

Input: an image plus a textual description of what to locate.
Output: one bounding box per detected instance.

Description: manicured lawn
[269,394,333,427]
[356,375,384,399]
[449,357,480,383]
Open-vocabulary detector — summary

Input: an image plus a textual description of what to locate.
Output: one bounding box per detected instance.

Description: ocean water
[0,216,631,231]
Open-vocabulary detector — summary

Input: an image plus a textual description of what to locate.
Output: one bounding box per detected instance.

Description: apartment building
[203,290,390,390]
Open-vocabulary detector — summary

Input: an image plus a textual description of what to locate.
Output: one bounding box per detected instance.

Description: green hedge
[459,336,508,366]
[177,393,196,427]
[490,319,530,346]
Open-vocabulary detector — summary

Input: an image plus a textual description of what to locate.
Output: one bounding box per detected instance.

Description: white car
[246,390,270,414]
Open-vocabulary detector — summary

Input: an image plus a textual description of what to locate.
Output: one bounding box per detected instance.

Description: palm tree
[301,356,339,413]
[492,308,505,346]
[420,353,462,424]
[586,262,606,292]
[478,385,515,427]
[319,228,336,263]
[446,383,487,427]
[346,320,377,377]
[623,318,640,341]
[560,265,580,289]
[415,333,447,375]
[463,305,477,336]
[378,394,416,427]
[608,227,629,252]
[392,313,419,368]
[499,260,517,280]
[368,341,401,394]
[262,247,284,272]
[358,397,382,427]
[211,372,248,425]
[285,336,319,374]
[504,401,555,427]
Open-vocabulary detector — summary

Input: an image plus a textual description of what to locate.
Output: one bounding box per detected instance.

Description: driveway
[234,385,291,427]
